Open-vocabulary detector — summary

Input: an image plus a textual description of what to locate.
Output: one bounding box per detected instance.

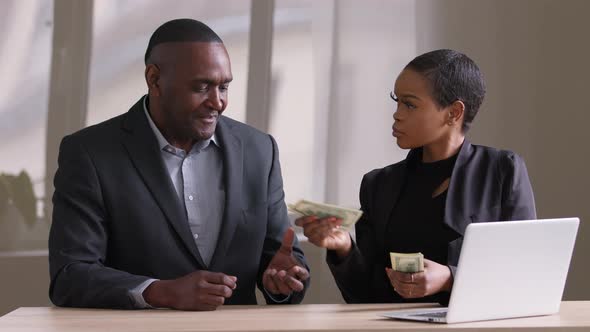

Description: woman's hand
[385,258,453,298]
[294,216,352,258]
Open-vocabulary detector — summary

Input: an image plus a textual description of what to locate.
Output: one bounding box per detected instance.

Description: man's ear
[145,64,161,97]
[448,100,465,125]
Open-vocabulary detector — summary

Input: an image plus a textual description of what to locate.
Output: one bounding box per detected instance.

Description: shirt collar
[142,95,219,153]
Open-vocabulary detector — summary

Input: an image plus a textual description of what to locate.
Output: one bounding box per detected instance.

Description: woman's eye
[404,102,416,110]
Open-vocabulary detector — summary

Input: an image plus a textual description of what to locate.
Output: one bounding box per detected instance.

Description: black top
[385,151,460,303]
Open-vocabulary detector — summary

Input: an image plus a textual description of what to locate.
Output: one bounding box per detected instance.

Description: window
[0,0,54,251]
[87,0,251,126]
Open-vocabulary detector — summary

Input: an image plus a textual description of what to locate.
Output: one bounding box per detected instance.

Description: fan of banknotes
[389,252,424,273]
[288,199,363,230]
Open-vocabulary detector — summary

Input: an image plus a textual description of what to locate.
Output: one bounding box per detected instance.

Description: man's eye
[220,84,229,92]
[194,85,209,92]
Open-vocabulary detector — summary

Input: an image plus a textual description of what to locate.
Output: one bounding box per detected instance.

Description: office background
[0,0,588,315]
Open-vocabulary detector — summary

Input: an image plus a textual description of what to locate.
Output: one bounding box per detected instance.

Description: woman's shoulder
[466,143,528,176]
[362,159,407,183]
[469,143,525,164]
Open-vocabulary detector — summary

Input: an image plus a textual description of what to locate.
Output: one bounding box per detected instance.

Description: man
[49,19,309,310]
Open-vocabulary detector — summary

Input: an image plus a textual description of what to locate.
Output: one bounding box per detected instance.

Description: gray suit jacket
[49,97,309,308]
[328,141,536,304]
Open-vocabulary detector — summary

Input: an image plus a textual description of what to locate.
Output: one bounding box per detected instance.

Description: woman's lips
[392,126,403,137]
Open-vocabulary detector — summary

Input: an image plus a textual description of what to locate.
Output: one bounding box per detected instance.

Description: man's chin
[193,126,217,141]
[192,118,218,139]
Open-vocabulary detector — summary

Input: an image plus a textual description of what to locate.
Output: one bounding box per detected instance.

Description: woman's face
[391,68,454,149]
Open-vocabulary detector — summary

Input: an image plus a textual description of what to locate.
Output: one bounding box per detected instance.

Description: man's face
[150,42,233,141]
[391,69,451,149]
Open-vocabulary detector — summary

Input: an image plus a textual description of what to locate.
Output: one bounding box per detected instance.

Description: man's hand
[143,270,237,311]
[294,216,352,258]
[385,258,453,299]
[262,227,310,296]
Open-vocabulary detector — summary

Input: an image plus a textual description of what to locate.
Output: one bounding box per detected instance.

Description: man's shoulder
[66,98,143,147]
[66,113,126,147]
[218,115,271,143]
[219,115,263,134]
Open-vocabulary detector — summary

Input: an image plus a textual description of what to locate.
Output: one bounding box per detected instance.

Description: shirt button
[194,234,199,239]
[188,195,194,201]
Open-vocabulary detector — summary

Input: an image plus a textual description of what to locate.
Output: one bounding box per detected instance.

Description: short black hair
[144,18,223,64]
[405,49,486,133]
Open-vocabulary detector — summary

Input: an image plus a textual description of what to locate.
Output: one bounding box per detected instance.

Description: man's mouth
[197,112,219,125]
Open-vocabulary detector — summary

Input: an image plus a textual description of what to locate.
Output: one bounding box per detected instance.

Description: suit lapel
[121,97,206,267]
[210,117,243,267]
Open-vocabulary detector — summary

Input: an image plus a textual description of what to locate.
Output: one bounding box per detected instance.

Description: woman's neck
[422,134,465,163]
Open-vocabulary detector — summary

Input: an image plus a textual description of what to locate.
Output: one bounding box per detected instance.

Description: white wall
[414,0,590,300]
[326,0,416,207]
[317,0,590,302]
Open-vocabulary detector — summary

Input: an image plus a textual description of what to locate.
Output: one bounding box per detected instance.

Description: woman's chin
[395,138,412,150]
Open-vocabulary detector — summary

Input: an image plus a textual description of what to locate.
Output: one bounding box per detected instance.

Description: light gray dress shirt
[129,96,225,307]
[129,96,289,308]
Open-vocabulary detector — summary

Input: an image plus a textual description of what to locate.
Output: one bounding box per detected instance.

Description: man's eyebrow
[190,78,233,84]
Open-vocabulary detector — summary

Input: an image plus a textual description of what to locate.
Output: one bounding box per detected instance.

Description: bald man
[49,19,309,310]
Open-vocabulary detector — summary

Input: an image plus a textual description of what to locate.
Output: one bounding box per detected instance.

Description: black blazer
[328,141,536,303]
[48,97,309,309]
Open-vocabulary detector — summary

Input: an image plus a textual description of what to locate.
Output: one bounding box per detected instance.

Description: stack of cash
[288,199,363,230]
[390,252,424,273]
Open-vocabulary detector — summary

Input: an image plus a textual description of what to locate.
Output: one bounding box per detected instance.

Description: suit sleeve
[500,153,537,220]
[326,173,379,303]
[256,135,309,304]
[49,135,150,309]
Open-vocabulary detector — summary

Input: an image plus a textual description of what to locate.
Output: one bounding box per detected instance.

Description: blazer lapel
[121,97,206,267]
[210,117,243,267]
[376,157,409,248]
[444,140,474,235]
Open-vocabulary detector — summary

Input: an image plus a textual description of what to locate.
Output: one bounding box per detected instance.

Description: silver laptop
[381,217,579,324]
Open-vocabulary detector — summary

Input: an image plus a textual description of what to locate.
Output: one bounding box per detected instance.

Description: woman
[296,49,536,304]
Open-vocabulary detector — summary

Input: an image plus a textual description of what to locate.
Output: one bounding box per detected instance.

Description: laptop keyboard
[412,311,448,318]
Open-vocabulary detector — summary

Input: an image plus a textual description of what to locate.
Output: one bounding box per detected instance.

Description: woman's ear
[447,100,465,125]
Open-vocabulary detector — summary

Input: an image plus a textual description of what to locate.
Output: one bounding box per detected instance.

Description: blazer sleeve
[256,135,310,304]
[326,172,379,303]
[49,135,150,309]
[500,152,537,220]
[447,152,536,299]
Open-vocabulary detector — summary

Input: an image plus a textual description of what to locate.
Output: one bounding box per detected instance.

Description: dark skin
[142,41,309,310]
[144,41,232,153]
[295,68,466,299]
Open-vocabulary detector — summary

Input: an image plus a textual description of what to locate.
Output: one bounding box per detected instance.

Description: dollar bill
[288,199,363,230]
[390,252,424,273]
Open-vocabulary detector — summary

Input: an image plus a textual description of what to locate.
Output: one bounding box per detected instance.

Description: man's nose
[206,88,224,110]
